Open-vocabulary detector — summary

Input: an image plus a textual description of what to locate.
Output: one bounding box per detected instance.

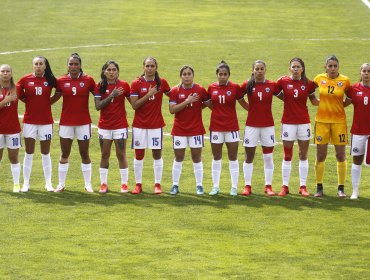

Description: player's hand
[186,93,199,104]
[148,85,158,97]
[112,87,124,97]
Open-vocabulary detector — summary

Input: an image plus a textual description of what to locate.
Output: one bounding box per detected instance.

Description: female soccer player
[276,58,319,197]
[347,63,370,199]
[17,56,57,192]
[94,61,131,193]
[0,64,21,192]
[169,65,208,195]
[130,56,171,194]
[207,61,248,196]
[53,53,96,193]
[313,55,351,198]
[240,60,280,196]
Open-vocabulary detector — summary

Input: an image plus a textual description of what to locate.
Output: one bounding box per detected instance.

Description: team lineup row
[0,54,369,199]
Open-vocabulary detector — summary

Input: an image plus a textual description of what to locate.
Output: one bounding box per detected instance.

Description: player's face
[253,63,266,82]
[33,57,46,77]
[289,61,303,79]
[180,68,194,86]
[361,65,370,83]
[68,58,81,77]
[325,60,339,79]
[104,63,119,83]
[217,68,229,85]
[143,59,157,78]
[0,65,12,82]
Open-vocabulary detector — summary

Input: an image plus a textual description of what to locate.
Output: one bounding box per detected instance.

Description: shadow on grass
[2,188,370,211]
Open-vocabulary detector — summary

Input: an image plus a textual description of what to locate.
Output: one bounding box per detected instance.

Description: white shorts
[59,124,91,140]
[23,123,53,141]
[210,131,240,144]
[350,134,370,156]
[243,126,275,147]
[173,135,204,149]
[0,133,22,149]
[281,123,311,141]
[132,127,162,149]
[98,128,128,140]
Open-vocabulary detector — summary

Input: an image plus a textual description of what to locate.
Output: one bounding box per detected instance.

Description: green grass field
[1,0,369,279]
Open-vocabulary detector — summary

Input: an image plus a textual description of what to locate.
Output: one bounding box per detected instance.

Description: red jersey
[0,88,21,134]
[276,76,316,124]
[17,73,54,124]
[208,81,243,131]
[169,83,208,136]
[347,82,370,135]
[94,80,131,130]
[56,74,95,126]
[130,76,170,129]
[240,80,279,127]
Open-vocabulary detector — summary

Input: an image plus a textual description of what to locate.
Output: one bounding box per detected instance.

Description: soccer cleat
[154,183,162,194]
[120,184,129,193]
[314,185,323,197]
[242,185,252,196]
[264,185,276,196]
[337,190,346,198]
[99,183,108,194]
[230,187,238,196]
[299,185,310,197]
[209,187,220,196]
[20,184,30,193]
[84,185,94,193]
[131,183,142,194]
[350,191,359,200]
[196,185,204,195]
[278,185,289,196]
[13,183,21,193]
[45,184,54,192]
[54,185,65,193]
[170,185,179,195]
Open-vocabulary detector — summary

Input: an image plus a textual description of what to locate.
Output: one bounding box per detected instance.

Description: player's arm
[169,93,199,114]
[95,87,123,111]
[131,85,157,110]
[50,90,62,105]
[237,97,249,111]
[309,93,319,106]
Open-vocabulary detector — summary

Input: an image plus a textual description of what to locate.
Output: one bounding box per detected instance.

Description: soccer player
[94,61,131,194]
[17,56,57,192]
[347,63,370,199]
[169,65,208,195]
[207,61,248,196]
[313,55,351,198]
[53,53,96,193]
[130,56,171,194]
[240,60,280,196]
[276,58,319,197]
[0,64,21,192]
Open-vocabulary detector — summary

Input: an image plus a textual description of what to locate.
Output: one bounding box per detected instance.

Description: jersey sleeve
[94,83,101,97]
[240,81,248,95]
[313,75,320,87]
[123,81,131,98]
[162,79,171,93]
[89,77,96,92]
[199,86,209,102]
[130,79,139,96]
[16,78,25,100]
[169,86,178,104]
[307,80,316,95]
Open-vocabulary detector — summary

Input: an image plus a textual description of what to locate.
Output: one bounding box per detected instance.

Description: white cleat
[20,184,30,193]
[84,185,94,193]
[54,185,65,193]
[45,184,55,192]
[350,192,359,200]
[230,187,238,196]
[209,187,220,196]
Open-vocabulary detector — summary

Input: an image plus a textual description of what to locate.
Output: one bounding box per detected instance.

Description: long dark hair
[178,65,194,88]
[99,60,120,94]
[142,56,161,90]
[68,52,83,74]
[289,57,309,84]
[216,60,230,75]
[246,60,266,94]
[34,55,56,87]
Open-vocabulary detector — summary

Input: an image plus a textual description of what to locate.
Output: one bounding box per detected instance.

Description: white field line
[2,37,370,55]
[361,0,370,8]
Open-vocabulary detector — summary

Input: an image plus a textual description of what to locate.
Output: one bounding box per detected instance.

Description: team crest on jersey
[301,85,305,90]
[337,82,343,87]
[44,82,48,86]
[283,132,289,137]
[175,140,181,146]
[141,88,148,93]
[226,91,232,96]
[287,84,293,89]
[134,141,140,146]
[356,91,363,96]
[244,138,250,144]
[353,147,359,153]
[316,136,322,142]
[80,82,85,87]
[64,83,70,87]
[28,82,34,86]
[212,91,218,95]
[321,80,327,85]
[266,88,270,93]
[213,135,218,140]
